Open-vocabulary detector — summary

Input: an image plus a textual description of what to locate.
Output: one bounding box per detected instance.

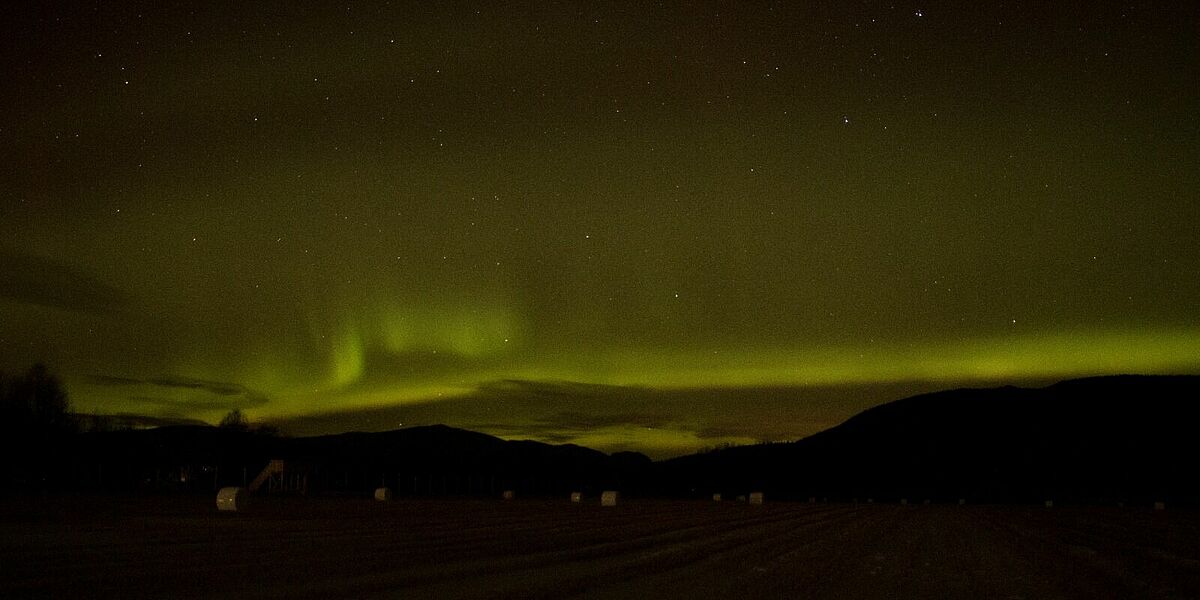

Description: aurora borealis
[1,2,1197,457]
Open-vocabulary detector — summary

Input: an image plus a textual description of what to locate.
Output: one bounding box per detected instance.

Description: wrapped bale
[216,487,245,512]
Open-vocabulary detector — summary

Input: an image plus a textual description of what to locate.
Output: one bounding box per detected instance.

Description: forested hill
[655,375,1200,504]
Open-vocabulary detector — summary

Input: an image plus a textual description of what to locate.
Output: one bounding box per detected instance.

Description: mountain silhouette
[48,375,1200,505]
[654,375,1200,504]
[65,423,650,496]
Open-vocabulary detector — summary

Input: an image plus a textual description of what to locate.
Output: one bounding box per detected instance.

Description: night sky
[1,1,1197,457]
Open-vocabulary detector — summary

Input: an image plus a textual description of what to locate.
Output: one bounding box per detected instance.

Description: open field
[2,495,1198,599]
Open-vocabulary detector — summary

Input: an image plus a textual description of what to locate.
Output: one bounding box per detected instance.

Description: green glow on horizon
[219,326,1200,421]
[3,3,1196,455]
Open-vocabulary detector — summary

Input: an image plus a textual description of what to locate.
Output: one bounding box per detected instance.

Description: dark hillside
[61,424,649,497]
[655,376,1200,504]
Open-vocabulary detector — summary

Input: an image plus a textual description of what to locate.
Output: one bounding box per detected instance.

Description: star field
[1,1,1197,456]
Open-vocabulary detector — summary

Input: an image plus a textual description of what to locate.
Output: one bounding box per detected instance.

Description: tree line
[0,364,76,438]
[0,364,77,488]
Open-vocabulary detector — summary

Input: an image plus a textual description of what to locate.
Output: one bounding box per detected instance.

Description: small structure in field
[570,492,583,503]
[216,487,245,512]
[1154,501,1166,511]
[601,491,620,506]
[374,487,393,501]
[749,492,764,505]
[712,493,722,502]
[249,459,309,495]
[1044,500,1054,508]
[502,490,515,501]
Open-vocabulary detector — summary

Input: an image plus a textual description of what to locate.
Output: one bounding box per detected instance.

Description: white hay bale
[374,487,393,501]
[216,487,245,512]
[1154,501,1165,511]
[502,490,515,500]
[1044,500,1054,508]
[601,490,619,506]
[749,492,764,505]
[570,492,583,503]
[712,493,722,502]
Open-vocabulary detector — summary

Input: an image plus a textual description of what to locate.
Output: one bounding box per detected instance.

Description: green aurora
[1,2,1197,457]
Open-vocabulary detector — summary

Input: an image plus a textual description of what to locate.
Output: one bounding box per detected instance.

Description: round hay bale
[601,490,619,506]
[374,487,393,501]
[570,492,583,503]
[501,490,515,501]
[712,493,722,502]
[749,492,764,505]
[216,487,245,512]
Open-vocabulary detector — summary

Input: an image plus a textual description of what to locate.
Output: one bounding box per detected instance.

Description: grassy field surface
[1,495,1197,599]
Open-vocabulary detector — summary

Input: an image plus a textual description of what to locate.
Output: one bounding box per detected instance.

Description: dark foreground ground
[1,495,1198,599]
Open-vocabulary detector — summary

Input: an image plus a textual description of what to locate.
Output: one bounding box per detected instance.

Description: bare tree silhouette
[0,364,77,488]
[0,364,75,436]
[219,408,248,431]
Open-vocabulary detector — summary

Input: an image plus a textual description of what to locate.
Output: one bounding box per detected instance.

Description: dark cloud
[0,249,128,314]
[76,413,210,430]
[89,375,143,386]
[127,396,252,413]
[266,378,946,457]
[477,380,652,401]
[470,410,673,439]
[692,424,811,442]
[263,380,679,439]
[144,378,245,397]
[532,410,673,432]
[87,374,269,409]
